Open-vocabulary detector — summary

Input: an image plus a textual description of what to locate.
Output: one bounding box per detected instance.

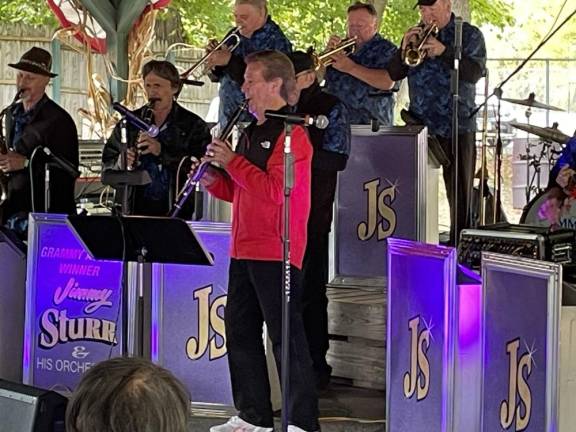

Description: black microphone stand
[119,118,131,216]
[280,121,294,432]
[451,17,462,246]
[469,8,576,218]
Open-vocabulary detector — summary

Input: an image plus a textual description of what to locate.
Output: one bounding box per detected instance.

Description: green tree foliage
[0,0,513,48]
[166,0,514,48]
[0,0,56,26]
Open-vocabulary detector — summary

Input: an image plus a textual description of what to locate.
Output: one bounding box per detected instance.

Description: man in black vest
[289,51,351,389]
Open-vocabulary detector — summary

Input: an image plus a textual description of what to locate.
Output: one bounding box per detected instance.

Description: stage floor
[190,380,385,431]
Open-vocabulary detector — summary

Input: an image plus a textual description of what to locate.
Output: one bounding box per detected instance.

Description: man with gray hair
[65,357,190,432]
[194,50,319,432]
[206,0,292,125]
[388,0,486,244]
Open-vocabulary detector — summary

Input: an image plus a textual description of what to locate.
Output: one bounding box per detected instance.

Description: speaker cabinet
[0,380,67,432]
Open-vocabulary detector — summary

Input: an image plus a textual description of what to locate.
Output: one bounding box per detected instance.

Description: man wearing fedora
[0,46,79,236]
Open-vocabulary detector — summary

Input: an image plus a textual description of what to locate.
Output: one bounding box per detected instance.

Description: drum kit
[501,92,574,226]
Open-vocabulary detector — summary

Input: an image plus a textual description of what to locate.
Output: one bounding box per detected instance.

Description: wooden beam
[106,31,129,102]
[77,0,117,34]
[117,0,149,34]
[75,0,151,101]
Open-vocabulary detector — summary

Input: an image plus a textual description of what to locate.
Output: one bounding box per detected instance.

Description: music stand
[101,169,152,215]
[66,214,213,356]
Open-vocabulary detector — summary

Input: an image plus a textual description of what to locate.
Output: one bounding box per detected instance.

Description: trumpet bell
[402,23,439,68]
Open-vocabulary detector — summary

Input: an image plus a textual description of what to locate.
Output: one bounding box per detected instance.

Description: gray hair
[245,50,296,103]
[235,0,267,13]
[66,357,190,432]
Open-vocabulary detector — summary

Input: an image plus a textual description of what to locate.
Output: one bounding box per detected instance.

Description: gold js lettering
[186,285,227,361]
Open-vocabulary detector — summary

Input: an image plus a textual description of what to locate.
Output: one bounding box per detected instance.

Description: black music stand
[66,214,213,356]
[101,169,152,215]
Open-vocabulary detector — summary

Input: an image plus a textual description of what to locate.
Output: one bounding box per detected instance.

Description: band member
[207,0,292,125]
[323,1,397,126]
[196,50,319,432]
[102,60,211,217]
[538,137,576,226]
[388,0,486,243]
[289,50,350,390]
[1,47,79,237]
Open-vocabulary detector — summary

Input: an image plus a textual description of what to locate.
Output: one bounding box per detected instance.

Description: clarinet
[129,98,157,170]
[169,100,248,218]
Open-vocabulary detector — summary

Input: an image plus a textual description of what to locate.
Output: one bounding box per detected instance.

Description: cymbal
[509,121,570,144]
[502,92,564,111]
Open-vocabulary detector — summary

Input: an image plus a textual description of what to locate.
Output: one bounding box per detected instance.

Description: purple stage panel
[152,222,233,409]
[480,253,561,432]
[23,213,124,392]
[332,126,428,287]
[387,238,457,432]
[454,265,483,432]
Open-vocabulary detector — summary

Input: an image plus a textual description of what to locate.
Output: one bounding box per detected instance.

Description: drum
[520,190,576,229]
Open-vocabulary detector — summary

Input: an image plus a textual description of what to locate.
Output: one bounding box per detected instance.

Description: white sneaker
[210,416,274,432]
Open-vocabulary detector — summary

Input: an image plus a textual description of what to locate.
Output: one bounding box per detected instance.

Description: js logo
[186,285,227,361]
[357,178,397,242]
[403,315,431,401]
[500,338,533,431]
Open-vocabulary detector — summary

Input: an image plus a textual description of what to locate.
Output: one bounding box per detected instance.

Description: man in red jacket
[197,50,319,432]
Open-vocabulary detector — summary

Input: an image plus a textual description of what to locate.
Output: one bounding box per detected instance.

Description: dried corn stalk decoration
[50,0,159,139]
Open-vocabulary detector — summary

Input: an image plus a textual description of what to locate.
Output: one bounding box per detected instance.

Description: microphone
[41,147,80,178]
[112,102,160,138]
[454,16,463,61]
[264,110,329,129]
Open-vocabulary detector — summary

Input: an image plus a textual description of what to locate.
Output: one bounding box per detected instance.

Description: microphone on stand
[454,16,463,61]
[264,110,329,129]
[41,147,80,178]
[112,102,160,138]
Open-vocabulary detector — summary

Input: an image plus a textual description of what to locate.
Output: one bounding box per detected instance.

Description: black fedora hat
[8,47,58,78]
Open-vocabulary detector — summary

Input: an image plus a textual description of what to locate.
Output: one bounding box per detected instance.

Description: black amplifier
[458,223,575,271]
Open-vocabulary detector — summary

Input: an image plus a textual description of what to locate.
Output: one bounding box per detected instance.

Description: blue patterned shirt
[323,102,351,156]
[213,17,292,125]
[550,137,576,189]
[324,34,398,125]
[407,15,486,138]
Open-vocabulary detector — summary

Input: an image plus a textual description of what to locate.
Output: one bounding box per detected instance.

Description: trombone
[312,36,357,70]
[180,28,242,80]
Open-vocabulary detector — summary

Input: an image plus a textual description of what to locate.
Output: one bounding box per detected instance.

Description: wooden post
[77,0,149,102]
